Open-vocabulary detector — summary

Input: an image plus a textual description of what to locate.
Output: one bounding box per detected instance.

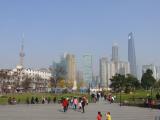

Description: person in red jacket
[62,98,68,112]
[97,111,102,120]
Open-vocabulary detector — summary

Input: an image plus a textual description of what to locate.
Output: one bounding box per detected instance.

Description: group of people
[8,97,17,105]
[26,96,57,104]
[91,92,103,103]
[8,96,57,105]
[61,96,88,113]
[144,93,160,108]
[97,111,112,120]
[8,95,113,119]
[90,91,116,104]
[104,94,116,104]
[144,96,155,108]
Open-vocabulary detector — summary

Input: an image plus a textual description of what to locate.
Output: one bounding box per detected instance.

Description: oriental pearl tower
[16,34,25,70]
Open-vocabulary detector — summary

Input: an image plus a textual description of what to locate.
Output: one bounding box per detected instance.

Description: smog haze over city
[0,0,160,72]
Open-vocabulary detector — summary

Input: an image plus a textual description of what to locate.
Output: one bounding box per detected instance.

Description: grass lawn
[113,89,157,104]
[0,90,158,105]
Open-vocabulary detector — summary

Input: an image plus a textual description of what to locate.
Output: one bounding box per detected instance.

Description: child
[106,112,112,120]
[78,101,82,109]
[97,111,102,120]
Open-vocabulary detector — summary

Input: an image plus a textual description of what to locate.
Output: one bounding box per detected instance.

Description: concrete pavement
[0,101,159,120]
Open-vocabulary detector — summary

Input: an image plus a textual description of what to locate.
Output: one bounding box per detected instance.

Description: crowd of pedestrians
[90,91,116,104]
[7,93,114,119]
[26,96,54,104]
[90,91,103,103]
[7,92,114,119]
[61,96,88,113]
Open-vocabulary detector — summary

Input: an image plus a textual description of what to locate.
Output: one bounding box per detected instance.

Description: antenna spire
[19,33,25,67]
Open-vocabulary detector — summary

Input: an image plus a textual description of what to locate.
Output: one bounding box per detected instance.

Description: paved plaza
[0,101,159,120]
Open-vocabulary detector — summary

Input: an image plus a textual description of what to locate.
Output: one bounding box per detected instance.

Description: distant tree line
[110,69,160,93]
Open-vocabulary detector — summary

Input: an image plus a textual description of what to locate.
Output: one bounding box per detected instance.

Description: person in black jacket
[81,98,86,113]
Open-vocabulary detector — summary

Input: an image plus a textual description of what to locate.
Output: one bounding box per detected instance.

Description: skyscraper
[128,32,137,77]
[112,43,119,62]
[65,54,76,82]
[83,55,93,86]
[99,57,108,88]
[51,56,67,80]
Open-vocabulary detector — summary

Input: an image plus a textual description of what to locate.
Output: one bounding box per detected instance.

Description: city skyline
[0,0,160,70]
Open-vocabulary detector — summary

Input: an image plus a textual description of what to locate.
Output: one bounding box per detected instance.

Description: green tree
[110,74,140,93]
[110,74,126,92]
[125,74,140,93]
[141,69,156,90]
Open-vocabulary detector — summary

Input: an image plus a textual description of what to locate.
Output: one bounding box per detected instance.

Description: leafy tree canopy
[110,74,140,93]
[141,69,156,90]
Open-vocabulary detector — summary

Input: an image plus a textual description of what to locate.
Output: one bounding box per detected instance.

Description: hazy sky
[0,0,160,72]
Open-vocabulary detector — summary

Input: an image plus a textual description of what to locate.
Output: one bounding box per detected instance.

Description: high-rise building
[65,54,76,82]
[92,75,99,88]
[99,41,130,89]
[112,43,119,62]
[99,57,108,88]
[51,56,67,80]
[99,58,130,89]
[109,61,130,78]
[76,70,83,84]
[142,64,160,81]
[128,32,137,77]
[83,55,93,86]
[118,61,130,75]
[156,66,160,80]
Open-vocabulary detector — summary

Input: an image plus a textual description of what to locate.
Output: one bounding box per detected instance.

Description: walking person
[78,101,82,110]
[97,111,102,120]
[73,97,78,110]
[70,97,74,108]
[106,112,112,120]
[35,97,39,104]
[31,97,35,104]
[81,98,86,113]
[53,96,56,103]
[62,98,68,112]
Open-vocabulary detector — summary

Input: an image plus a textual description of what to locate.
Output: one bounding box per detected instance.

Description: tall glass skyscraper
[83,55,93,86]
[128,32,137,77]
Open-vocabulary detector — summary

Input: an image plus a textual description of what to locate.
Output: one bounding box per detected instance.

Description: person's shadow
[58,109,64,112]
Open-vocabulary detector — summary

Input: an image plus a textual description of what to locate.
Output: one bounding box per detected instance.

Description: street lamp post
[120,86,122,106]
[151,87,153,99]
[54,75,57,94]
[119,75,124,107]
[88,82,91,95]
